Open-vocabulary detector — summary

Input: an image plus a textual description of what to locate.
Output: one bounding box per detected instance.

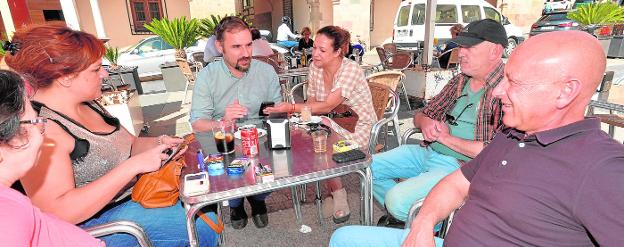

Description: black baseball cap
[450,19,508,48]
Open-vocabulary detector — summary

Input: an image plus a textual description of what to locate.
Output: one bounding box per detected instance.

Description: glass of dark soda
[212,120,235,154]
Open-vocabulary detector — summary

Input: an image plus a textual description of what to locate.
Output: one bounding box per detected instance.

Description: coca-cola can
[240,125,259,157]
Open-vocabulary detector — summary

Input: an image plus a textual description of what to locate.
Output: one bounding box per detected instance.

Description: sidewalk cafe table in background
[180,124,373,247]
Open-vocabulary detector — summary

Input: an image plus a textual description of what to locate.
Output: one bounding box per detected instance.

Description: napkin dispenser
[265,113,291,149]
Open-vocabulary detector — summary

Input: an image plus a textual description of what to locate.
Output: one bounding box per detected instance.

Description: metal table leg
[291,186,303,224]
[315,181,323,226]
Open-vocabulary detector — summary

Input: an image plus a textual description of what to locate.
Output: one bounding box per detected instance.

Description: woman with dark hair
[0,70,103,246]
[5,23,218,247]
[266,25,376,224]
[298,27,314,51]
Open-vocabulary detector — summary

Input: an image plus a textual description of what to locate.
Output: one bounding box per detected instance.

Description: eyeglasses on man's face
[6,117,47,149]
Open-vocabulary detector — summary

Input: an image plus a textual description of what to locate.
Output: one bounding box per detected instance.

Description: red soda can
[240,125,259,157]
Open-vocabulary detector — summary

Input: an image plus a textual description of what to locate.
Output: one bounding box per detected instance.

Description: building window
[43,10,64,21]
[129,0,164,33]
[242,0,252,8]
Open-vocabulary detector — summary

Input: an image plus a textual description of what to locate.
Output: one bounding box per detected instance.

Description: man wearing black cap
[368,18,508,230]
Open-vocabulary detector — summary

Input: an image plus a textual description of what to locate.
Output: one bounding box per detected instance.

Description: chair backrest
[367,82,400,154]
[376,47,388,67]
[383,43,398,55]
[447,48,460,68]
[368,82,393,120]
[366,71,405,92]
[386,51,413,70]
[191,52,204,63]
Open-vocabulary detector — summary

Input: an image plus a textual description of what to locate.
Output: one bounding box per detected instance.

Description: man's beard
[235,57,251,72]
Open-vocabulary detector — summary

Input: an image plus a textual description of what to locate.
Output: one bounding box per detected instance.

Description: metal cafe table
[180,125,373,247]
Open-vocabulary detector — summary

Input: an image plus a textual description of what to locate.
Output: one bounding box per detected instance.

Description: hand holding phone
[260,101,275,117]
[161,142,188,167]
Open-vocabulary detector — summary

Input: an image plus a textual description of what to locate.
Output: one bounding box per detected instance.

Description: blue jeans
[81,200,218,247]
[228,193,270,208]
[372,145,460,221]
[277,40,298,48]
[329,226,444,247]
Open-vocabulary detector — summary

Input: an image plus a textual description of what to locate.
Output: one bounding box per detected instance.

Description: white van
[393,0,524,57]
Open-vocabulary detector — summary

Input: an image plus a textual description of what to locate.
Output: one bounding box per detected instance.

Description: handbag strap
[198,211,224,234]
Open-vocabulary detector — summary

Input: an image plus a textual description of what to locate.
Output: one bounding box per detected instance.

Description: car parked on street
[392,0,525,58]
[529,11,580,37]
[111,36,205,78]
[544,0,572,12]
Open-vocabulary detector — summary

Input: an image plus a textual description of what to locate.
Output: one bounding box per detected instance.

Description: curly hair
[0,70,26,143]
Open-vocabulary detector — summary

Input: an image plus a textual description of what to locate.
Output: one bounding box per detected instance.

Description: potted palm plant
[198,14,223,38]
[567,1,624,55]
[144,17,200,92]
[198,14,253,38]
[104,46,143,94]
[144,16,200,59]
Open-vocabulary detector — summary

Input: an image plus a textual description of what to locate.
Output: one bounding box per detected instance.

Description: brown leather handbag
[131,155,184,208]
[328,104,359,133]
[130,134,224,234]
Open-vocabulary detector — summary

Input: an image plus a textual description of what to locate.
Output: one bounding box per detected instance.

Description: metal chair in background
[380,52,413,110]
[367,82,402,153]
[85,220,154,247]
[175,58,196,105]
[366,71,405,146]
[382,43,398,56]
[254,55,291,101]
[191,52,206,68]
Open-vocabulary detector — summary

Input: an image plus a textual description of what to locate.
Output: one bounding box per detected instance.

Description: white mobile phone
[183,172,210,196]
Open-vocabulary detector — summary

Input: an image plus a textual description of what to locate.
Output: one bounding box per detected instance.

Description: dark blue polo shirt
[445,118,624,246]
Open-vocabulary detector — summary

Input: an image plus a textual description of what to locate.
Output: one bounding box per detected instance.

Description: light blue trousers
[372,145,460,221]
[329,226,444,247]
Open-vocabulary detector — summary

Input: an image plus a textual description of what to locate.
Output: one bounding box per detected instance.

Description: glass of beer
[212,120,235,154]
[301,105,312,123]
[311,130,328,153]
